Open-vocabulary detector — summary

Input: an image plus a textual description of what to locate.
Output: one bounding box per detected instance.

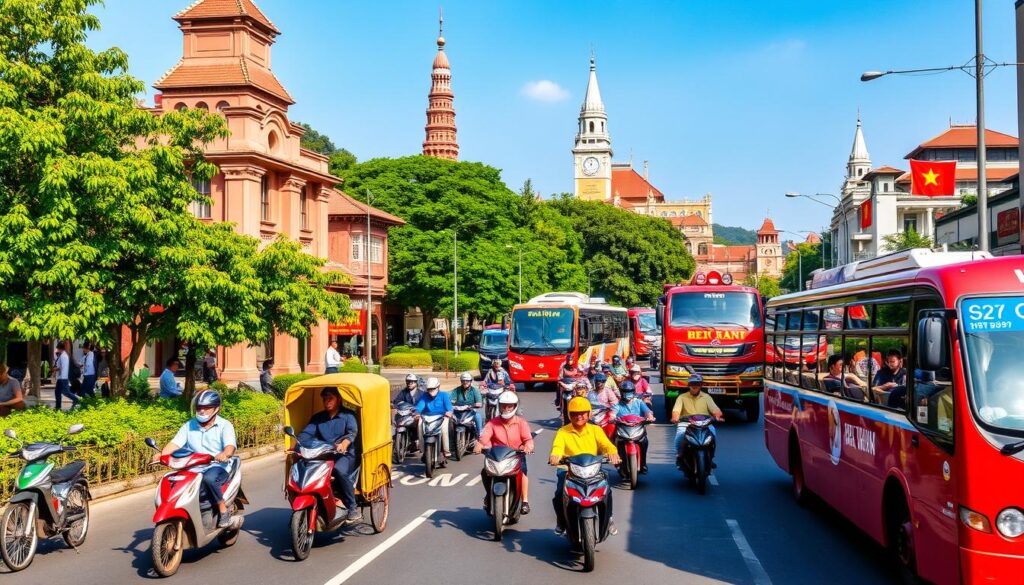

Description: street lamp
[364,190,375,367]
[785,192,842,266]
[505,244,523,304]
[452,219,484,356]
[781,229,819,291]
[860,0,1024,252]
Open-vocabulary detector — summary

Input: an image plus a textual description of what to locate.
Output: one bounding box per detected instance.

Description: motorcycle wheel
[695,451,708,495]
[424,444,435,478]
[0,502,38,572]
[151,519,184,577]
[62,484,91,548]
[290,508,314,561]
[581,517,597,573]
[492,493,505,541]
[628,451,639,490]
[392,433,406,464]
[453,429,464,462]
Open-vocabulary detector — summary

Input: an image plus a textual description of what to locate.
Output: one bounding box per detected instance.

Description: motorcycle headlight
[509,361,524,371]
[742,365,763,375]
[997,508,1024,538]
[568,461,602,479]
[484,456,521,477]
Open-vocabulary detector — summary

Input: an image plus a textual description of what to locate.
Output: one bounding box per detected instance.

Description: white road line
[534,429,544,436]
[324,508,436,585]
[725,519,772,585]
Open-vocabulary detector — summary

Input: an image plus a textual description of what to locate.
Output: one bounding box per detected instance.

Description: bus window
[765,309,777,332]
[799,334,822,388]
[823,307,844,330]
[875,302,910,329]
[912,311,954,444]
[846,304,871,329]
[842,337,871,402]
[802,309,821,331]
[784,311,802,331]
[816,334,842,393]
[869,336,908,408]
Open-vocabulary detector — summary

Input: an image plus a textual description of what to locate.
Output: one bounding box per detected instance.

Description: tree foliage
[712,224,757,245]
[882,227,933,253]
[298,122,357,175]
[780,242,825,292]
[743,274,782,299]
[546,196,695,306]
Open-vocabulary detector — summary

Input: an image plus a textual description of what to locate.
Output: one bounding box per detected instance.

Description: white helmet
[460,372,473,382]
[497,392,519,419]
[405,373,418,383]
[425,377,441,391]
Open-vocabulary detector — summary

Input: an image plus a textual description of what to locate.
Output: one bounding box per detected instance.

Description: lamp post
[364,191,374,367]
[505,244,523,303]
[781,229,818,291]
[452,219,484,356]
[785,192,842,266]
[859,0,1021,252]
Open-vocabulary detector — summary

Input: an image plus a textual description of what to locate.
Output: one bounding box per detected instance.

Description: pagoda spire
[422,8,458,160]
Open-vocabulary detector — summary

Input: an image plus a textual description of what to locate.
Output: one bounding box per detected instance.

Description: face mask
[622,393,635,403]
[500,408,516,420]
[197,412,214,424]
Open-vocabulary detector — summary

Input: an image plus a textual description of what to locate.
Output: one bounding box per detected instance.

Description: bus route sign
[961,296,1024,333]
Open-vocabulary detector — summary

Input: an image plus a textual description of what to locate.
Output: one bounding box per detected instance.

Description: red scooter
[590,404,616,440]
[614,414,651,490]
[283,426,353,561]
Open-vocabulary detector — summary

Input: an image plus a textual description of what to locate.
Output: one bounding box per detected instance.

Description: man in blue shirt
[157,391,237,527]
[449,372,483,439]
[415,377,453,457]
[298,387,361,522]
[159,357,182,398]
[612,381,655,474]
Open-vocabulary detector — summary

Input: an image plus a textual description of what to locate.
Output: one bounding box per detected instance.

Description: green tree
[780,242,824,292]
[298,122,357,175]
[743,274,782,299]
[546,196,695,306]
[882,227,933,253]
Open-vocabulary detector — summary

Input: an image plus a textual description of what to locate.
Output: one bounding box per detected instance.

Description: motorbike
[0,425,90,572]
[282,427,354,561]
[614,415,651,490]
[482,386,505,421]
[420,414,448,478]
[590,404,616,440]
[144,438,247,577]
[450,405,478,461]
[391,401,418,464]
[649,345,660,372]
[557,454,613,572]
[677,415,716,494]
[482,445,525,541]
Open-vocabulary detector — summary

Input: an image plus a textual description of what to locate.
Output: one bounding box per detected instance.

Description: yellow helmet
[567,396,592,414]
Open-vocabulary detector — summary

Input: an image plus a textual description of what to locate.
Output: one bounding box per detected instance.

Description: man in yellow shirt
[669,375,723,466]
[549,397,621,535]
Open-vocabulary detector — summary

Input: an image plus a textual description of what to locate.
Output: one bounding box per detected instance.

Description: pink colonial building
[141,0,403,381]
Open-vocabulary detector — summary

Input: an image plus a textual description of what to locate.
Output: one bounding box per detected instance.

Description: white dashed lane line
[725,518,772,585]
[323,508,436,585]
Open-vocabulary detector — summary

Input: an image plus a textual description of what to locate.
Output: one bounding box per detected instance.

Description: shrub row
[381,352,433,368]
[387,345,428,354]
[270,373,318,398]
[428,349,479,373]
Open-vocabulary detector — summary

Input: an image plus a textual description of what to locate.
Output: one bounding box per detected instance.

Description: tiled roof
[154,58,293,103]
[670,214,708,227]
[611,166,665,201]
[175,0,279,34]
[705,245,755,262]
[906,125,1018,158]
[329,191,406,225]
[757,218,777,235]
[895,166,1019,184]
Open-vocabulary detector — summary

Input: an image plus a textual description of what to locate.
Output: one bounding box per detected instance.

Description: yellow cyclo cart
[283,374,392,557]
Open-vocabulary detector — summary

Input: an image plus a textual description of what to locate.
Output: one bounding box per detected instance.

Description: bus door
[907,305,958,583]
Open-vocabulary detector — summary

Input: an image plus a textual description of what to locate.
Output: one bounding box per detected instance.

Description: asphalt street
[1,371,902,584]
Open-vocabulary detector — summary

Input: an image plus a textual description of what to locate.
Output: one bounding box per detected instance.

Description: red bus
[655,270,764,422]
[764,249,1024,584]
[627,307,660,358]
[507,292,628,387]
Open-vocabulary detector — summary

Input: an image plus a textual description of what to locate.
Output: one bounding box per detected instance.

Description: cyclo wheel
[151,519,184,577]
[369,464,391,533]
[0,502,38,572]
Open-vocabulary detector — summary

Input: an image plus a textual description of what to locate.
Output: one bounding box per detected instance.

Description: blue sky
[87,0,1020,232]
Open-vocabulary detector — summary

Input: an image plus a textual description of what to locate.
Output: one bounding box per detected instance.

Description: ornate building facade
[422,14,458,160]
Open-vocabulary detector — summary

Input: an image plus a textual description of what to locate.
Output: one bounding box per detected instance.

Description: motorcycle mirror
[144,437,159,450]
[67,423,85,435]
[283,425,295,437]
[3,429,16,440]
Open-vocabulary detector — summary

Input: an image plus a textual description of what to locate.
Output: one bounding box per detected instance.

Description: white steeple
[582,54,605,113]
[573,52,613,201]
[847,112,871,180]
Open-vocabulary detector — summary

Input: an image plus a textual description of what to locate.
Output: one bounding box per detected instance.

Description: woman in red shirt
[475,392,535,513]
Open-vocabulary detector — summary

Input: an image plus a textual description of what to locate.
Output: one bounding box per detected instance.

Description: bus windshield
[510,308,575,355]
[637,312,658,333]
[962,296,1024,433]
[480,330,508,352]
[669,291,761,328]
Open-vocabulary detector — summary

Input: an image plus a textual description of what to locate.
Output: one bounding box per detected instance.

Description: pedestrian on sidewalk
[53,341,79,410]
[260,359,275,395]
[80,342,97,398]
[0,363,26,416]
[202,349,218,383]
[325,340,342,374]
[159,357,183,399]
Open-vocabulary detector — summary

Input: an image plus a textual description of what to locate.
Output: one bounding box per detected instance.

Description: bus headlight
[742,365,763,375]
[996,508,1024,538]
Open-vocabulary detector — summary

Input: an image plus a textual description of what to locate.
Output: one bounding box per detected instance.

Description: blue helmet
[594,372,607,383]
[612,355,623,365]
[688,374,704,385]
[619,380,636,393]
[195,390,222,408]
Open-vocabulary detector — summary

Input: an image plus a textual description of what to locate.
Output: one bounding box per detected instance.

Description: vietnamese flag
[909,159,956,197]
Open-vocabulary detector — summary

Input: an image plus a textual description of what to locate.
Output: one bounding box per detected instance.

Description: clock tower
[573,54,612,201]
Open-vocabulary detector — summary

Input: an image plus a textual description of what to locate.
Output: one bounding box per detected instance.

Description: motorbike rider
[548,397,621,535]
[394,373,421,406]
[561,354,581,379]
[449,372,484,439]
[600,363,621,394]
[627,364,652,405]
[297,387,362,523]
[612,381,655,474]
[483,359,513,391]
[588,372,620,409]
[669,374,723,465]
[609,355,628,379]
[155,390,237,528]
[415,377,454,458]
[475,392,535,514]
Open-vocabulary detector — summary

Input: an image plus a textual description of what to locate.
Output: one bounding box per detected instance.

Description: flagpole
[975,0,989,252]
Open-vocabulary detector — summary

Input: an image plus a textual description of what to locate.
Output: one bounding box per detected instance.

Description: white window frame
[370,236,383,264]
[352,233,365,262]
[191,176,212,219]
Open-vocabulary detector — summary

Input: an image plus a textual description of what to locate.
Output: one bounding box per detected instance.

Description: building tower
[573,53,613,200]
[755,218,783,277]
[845,113,871,184]
[422,11,458,160]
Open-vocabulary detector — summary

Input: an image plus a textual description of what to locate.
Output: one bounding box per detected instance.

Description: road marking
[429,472,469,487]
[465,474,482,486]
[709,475,719,486]
[324,508,436,585]
[725,519,772,585]
[399,474,431,486]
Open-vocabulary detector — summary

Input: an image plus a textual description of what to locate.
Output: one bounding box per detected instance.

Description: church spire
[846,111,870,179]
[582,51,605,114]
[422,7,458,160]
[574,52,611,153]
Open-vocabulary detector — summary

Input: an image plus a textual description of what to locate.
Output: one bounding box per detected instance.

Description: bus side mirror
[916,316,947,371]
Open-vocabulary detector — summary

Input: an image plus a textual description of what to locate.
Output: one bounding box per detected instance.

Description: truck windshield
[669,291,761,328]
[637,312,659,333]
[510,308,574,355]
[962,296,1024,433]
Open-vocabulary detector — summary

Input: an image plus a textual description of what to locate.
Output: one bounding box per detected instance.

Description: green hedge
[270,373,318,399]
[428,350,479,372]
[381,352,433,368]
[388,345,428,354]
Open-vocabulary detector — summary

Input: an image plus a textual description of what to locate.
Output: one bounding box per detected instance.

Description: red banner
[909,159,956,197]
[860,199,872,229]
[997,208,1020,245]
[329,310,366,336]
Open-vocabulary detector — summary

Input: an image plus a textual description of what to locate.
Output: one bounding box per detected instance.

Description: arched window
[601,121,605,132]
[174,102,187,111]
[669,211,677,217]
[268,130,280,155]
[695,211,702,217]
[195,101,208,110]
[589,121,594,132]
[698,243,709,255]
[685,242,692,253]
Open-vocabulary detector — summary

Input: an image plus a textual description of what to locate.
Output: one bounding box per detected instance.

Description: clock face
[582,156,600,176]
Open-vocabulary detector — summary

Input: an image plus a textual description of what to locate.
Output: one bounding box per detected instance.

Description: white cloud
[520,80,570,103]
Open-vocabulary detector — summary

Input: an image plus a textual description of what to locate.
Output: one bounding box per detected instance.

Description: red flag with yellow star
[909,159,956,197]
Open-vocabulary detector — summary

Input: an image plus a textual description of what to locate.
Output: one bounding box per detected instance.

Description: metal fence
[0,413,281,504]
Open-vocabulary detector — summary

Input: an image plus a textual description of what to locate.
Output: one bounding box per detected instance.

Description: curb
[90,443,283,503]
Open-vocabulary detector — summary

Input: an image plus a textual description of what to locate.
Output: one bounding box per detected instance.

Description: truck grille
[689,363,748,376]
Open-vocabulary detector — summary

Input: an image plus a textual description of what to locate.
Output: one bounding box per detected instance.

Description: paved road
[1,373,902,584]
